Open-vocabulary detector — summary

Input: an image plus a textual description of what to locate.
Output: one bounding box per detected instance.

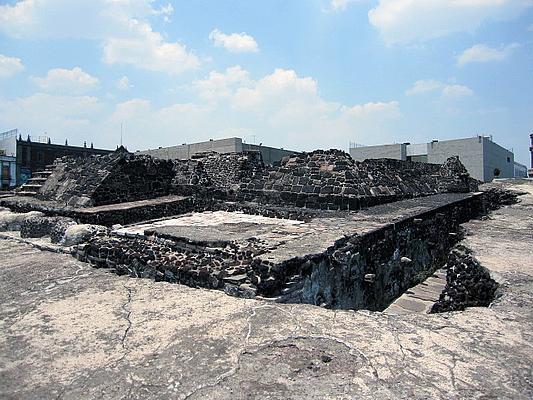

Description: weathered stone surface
[38,147,176,207]
[0,210,44,231]
[73,192,486,310]
[0,179,531,399]
[431,245,499,313]
[20,216,76,240]
[62,224,108,246]
[32,148,479,213]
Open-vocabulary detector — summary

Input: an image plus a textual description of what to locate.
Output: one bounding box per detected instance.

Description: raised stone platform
[0,180,531,399]
[75,191,485,310]
[0,195,195,226]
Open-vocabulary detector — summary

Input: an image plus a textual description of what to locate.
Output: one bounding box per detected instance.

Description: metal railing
[0,129,17,141]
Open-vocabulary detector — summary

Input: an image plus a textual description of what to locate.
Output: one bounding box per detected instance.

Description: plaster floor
[0,182,532,399]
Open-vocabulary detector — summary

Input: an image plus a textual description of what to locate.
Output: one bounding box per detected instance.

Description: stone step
[27,177,48,183]
[17,191,38,196]
[21,184,42,190]
[383,269,447,315]
[33,172,52,179]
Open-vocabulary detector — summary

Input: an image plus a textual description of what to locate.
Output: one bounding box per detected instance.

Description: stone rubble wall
[20,216,76,243]
[72,193,486,310]
[430,245,499,313]
[234,150,479,210]
[92,155,175,206]
[193,151,264,190]
[38,149,176,207]
[35,148,478,212]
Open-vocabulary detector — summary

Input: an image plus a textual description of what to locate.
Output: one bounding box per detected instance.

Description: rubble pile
[38,147,176,207]
[482,186,521,210]
[431,245,499,313]
[235,150,479,209]
[74,234,276,299]
[33,147,481,212]
[20,215,76,242]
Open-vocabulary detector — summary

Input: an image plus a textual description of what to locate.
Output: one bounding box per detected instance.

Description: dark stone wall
[92,155,175,206]
[232,150,478,210]
[73,192,485,310]
[431,245,499,313]
[35,148,478,213]
[192,151,265,190]
[38,148,176,207]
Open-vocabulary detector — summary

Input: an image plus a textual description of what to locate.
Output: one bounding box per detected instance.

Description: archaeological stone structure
[0,146,517,312]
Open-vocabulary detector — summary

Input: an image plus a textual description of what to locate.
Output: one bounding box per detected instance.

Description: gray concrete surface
[349,143,406,162]
[349,137,515,182]
[0,181,532,399]
[138,137,297,165]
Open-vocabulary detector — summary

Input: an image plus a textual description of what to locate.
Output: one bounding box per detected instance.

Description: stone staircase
[16,165,55,197]
[383,269,447,315]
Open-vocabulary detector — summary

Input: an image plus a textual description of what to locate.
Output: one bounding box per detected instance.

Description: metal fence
[0,129,18,141]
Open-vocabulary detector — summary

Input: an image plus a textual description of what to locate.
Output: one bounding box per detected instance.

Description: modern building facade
[514,161,528,178]
[0,129,113,186]
[0,153,16,189]
[138,137,298,165]
[349,136,515,182]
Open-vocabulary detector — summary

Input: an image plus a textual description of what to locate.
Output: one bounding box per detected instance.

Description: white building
[349,136,515,183]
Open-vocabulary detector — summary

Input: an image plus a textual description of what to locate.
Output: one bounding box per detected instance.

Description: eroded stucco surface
[0,181,532,400]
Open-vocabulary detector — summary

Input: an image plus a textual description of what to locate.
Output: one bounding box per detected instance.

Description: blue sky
[0,0,532,164]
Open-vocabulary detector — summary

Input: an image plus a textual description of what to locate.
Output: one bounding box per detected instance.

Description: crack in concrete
[121,284,134,349]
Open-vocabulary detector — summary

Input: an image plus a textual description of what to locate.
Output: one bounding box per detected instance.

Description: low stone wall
[33,148,479,214]
[0,195,196,227]
[38,148,176,207]
[73,192,486,310]
[20,216,76,243]
[430,245,499,313]
[265,193,484,310]
[233,151,478,211]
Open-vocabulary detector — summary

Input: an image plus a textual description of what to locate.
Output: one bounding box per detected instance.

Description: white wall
[138,137,242,160]
[349,143,406,161]
[427,137,485,181]
[483,137,514,181]
[0,136,17,157]
[406,143,428,156]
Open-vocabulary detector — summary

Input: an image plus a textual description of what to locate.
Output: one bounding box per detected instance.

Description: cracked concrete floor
[1,181,532,399]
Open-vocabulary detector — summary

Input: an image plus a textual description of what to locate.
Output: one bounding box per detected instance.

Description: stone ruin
[0,146,513,313]
[34,147,478,209]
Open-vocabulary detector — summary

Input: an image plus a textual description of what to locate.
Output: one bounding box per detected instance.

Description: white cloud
[406,79,474,99]
[369,0,533,45]
[194,66,250,102]
[331,0,361,11]
[342,101,400,117]
[0,0,199,74]
[31,67,99,93]
[130,67,403,150]
[209,29,259,53]
[0,54,25,78]
[103,20,199,75]
[442,84,474,99]
[0,65,402,152]
[116,76,132,90]
[0,93,102,144]
[457,43,520,66]
[405,79,445,96]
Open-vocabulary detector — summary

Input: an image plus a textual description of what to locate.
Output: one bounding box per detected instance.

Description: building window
[38,152,44,162]
[494,168,501,177]
[507,157,510,163]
